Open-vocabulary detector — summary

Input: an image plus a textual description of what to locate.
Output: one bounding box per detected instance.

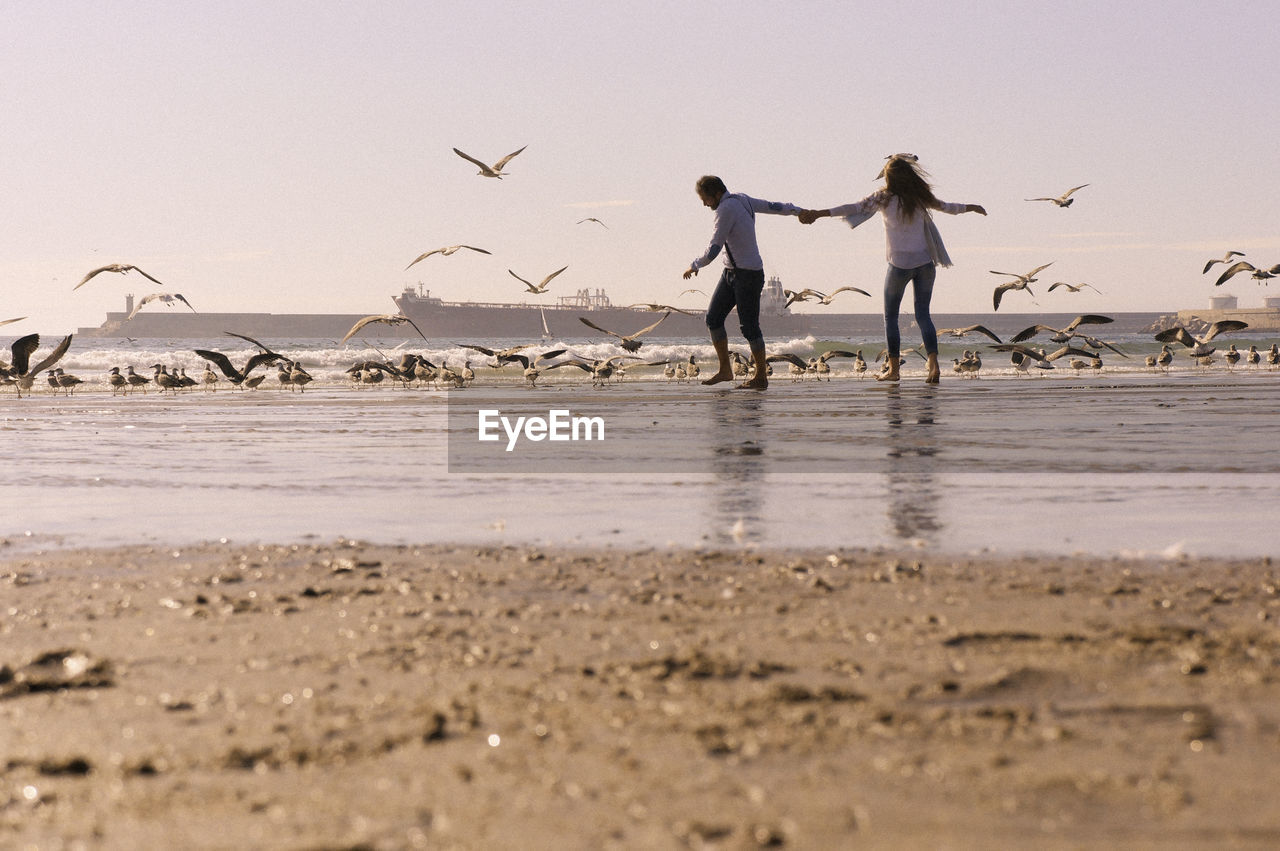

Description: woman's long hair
[882,155,939,219]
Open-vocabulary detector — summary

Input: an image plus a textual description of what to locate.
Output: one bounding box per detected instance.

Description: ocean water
[4,333,1280,559]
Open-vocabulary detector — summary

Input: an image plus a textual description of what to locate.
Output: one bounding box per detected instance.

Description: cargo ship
[74,277,1173,340]
[390,277,862,339]
[75,277,872,340]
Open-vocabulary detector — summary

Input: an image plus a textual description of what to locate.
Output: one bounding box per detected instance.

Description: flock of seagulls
[10,157,1280,396]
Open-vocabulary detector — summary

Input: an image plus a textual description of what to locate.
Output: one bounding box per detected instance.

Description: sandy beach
[3,540,1279,848]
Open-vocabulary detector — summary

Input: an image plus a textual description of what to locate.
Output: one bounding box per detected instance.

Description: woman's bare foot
[875,367,899,382]
[925,353,940,384]
[736,376,768,390]
[701,371,734,385]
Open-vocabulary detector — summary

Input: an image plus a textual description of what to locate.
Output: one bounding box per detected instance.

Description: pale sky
[3,0,1277,334]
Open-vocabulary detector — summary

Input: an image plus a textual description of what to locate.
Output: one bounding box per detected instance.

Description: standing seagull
[1026,184,1089,207]
[74,264,166,290]
[509,266,568,294]
[404,245,491,270]
[991,263,1053,310]
[452,145,527,178]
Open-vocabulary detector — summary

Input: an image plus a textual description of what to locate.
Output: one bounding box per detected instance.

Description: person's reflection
[707,396,766,545]
[883,386,943,542]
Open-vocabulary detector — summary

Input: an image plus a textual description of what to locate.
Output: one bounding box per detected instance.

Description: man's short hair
[696,175,727,196]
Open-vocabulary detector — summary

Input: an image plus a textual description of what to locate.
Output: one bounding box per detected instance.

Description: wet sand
[3,541,1279,848]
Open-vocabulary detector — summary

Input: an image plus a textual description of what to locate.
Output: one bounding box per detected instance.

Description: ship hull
[72,293,1177,340]
[390,295,860,339]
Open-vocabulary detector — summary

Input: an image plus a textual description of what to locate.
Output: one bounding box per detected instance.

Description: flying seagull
[74,263,165,290]
[937,324,1003,343]
[626,302,700,316]
[0,333,73,397]
[1202,250,1246,275]
[458,343,533,368]
[194,348,284,388]
[405,245,491,270]
[509,266,568,294]
[783,286,871,307]
[340,314,428,345]
[577,217,609,228]
[1155,319,1249,358]
[1011,314,1114,344]
[127,293,195,320]
[1214,260,1280,287]
[1047,281,1102,294]
[991,263,1053,310]
[1026,184,1089,207]
[452,145,527,178]
[578,311,670,352]
[0,317,25,328]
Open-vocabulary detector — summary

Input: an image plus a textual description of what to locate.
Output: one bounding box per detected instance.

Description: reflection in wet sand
[883,387,942,542]
[708,396,766,545]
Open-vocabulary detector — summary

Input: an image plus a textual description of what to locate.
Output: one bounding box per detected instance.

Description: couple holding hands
[684,154,987,388]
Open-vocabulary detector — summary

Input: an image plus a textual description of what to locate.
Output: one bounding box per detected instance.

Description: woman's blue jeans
[883,262,938,359]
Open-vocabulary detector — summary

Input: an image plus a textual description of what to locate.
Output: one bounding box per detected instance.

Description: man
[683,175,803,390]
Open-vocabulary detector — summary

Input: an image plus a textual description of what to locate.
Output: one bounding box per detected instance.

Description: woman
[799,154,986,383]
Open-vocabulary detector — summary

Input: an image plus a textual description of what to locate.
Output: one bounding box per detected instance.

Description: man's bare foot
[736,377,768,390]
[701,371,734,385]
[925,369,940,384]
[925,353,940,384]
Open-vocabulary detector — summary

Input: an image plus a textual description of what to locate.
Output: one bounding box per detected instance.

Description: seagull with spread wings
[991,263,1053,310]
[127,293,195,320]
[340,314,428,345]
[937,324,1002,343]
[452,145,527,178]
[576,217,608,228]
[0,333,73,397]
[74,263,166,290]
[1026,184,1089,207]
[1155,319,1249,358]
[626,302,700,316]
[404,245,491,270]
[784,286,870,307]
[1202,250,1246,274]
[509,266,568,294]
[1047,281,1102,294]
[194,347,284,389]
[1214,260,1280,287]
[578,311,670,352]
[1010,314,1114,344]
